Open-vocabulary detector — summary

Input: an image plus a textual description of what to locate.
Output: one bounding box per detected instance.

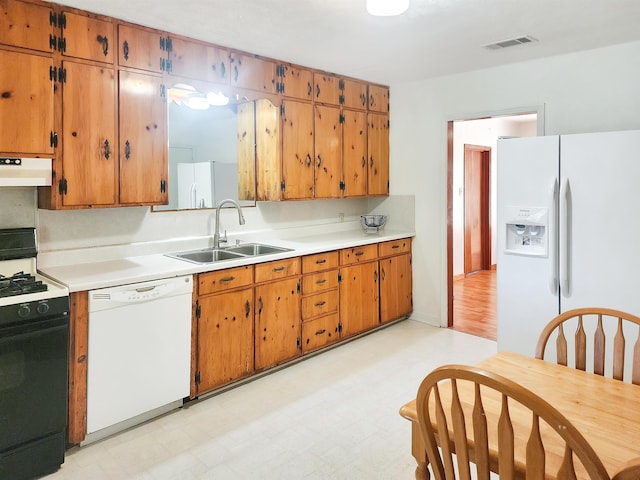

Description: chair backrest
[416,365,610,480]
[535,307,640,384]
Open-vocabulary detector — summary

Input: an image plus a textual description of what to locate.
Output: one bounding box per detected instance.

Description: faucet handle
[219,229,228,245]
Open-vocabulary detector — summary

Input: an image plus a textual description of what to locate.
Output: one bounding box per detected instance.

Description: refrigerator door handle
[549,178,559,294]
[559,176,570,295]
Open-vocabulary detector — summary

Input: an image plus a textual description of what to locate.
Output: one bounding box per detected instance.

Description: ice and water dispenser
[504,206,548,257]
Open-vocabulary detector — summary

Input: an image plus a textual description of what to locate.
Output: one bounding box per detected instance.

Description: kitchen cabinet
[58,60,117,207]
[314,104,342,198]
[280,99,315,200]
[379,239,413,323]
[117,23,166,74]
[254,257,301,370]
[168,36,229,83]
[0,0,53,52]
[314,73,367,110]
[0,49,54,156]
[230,50,276,94]
[118,70,167,205]
[195,266,254,395]
[367,112,390,196]
[60,10,114,64]
[278,63,313,100]
[342,108,368,197]
[368,84,389,113]
[339,244,380,338]
[341,78,368,110]
[301,252,340,353]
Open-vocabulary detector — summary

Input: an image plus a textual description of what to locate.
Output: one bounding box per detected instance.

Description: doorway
[447,114,538,339]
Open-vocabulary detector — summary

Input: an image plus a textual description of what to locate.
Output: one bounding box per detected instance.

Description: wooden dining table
[399,351,640,480]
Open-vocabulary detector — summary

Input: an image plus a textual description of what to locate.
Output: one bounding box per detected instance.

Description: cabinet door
[341,78,368,110]
[280,64,312,100]
[254,98,281,201]
[368,84,389,113]
[61,11,114,64]
[313,72,340,105]
[281,100,314,199]
[380,253,412,323]
[169,36,229,83]
[0,50,54,155]
[61,61,117,206]
[255,277,301,370]
[367,112,389,196]
[197,288,254,394]
[0,0,53,52]
[314,104,342,198]
[118,24,165,73]
[342,109,367,197]
[230,51,275,93]
[339,261,379,338]
[119,70,167,205]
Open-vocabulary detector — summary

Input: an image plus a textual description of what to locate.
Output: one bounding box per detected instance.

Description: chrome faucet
[213,198,246,248]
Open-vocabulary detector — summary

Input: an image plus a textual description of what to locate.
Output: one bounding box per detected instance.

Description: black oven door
[0,315,69,479]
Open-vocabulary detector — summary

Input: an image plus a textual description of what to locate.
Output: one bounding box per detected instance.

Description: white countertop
[39,227,415,292]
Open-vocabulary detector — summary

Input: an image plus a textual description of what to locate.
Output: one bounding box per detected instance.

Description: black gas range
[0,228,70,480]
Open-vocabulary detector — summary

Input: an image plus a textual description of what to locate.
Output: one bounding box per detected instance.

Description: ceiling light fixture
[366,0,409,16]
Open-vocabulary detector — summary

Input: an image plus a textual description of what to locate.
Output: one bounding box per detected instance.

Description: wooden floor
[452,269,496,340]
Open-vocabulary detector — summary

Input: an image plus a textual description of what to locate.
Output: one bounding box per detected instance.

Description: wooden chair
[416,364,611,480]
[535,307,640,384]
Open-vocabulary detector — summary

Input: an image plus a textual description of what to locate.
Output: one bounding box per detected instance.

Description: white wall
[390,40,640,326]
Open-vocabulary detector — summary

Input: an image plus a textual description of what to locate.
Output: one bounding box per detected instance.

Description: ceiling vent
[483,35,538,50]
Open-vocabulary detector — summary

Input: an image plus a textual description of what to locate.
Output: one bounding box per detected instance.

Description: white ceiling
[55,0,640,85]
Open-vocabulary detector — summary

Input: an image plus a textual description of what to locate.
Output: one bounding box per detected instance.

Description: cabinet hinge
[337,322,343,333]
[58,178,67,195]
[338,79,345,90]
[297,281,300,293]
[166,59,172,73]
[296,337,301,349]
[49,34,57,51]
[339,180,345,191]
[49,11,58,27]
[276,65,284,77]
[195,302,201,319]
[160,37,166,51]
[338,94,345,105]
[276,82,285,94]
[280,104,285,116]
[338,272,342,283]
[195,371,201,385]
[160,179,167,193]
[49,66,57,82]
[160,57,166,72]
[160,84,166,100]
[166,37,173,52]
[58,37,66,53]
[339,113,345,124]
[50,131,58,148]
[58,13,67,29]
[280,181,285,192]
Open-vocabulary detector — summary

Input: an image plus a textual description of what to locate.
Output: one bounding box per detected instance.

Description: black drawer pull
[272,266,286,272]
[219,276,235,283]
[355,251,364,257]
[315,279,327,285]
[315,329,326,335]
[314,301,326,307]
[392,245,400,249]
[315,259,327,264]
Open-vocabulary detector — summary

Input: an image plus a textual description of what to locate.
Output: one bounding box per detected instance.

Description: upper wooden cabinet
[342,108,368,197]
[168,36,229,83]
[229,51,276,93]
[341,78,368,110]
[0,49,54,156]
[314,104,342,199]
[313,73,367,110]
[367,112,390,196]
[60,10,114,64]
[278,64,313,100]
[280,99,315,200]
[368,84,389,113]
[0,0,53,52]
[117,24,165,74]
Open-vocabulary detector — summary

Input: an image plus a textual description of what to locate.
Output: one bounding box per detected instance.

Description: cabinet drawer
[302,251,339,273]
[255,257,301,283]
[302,290,338,320]
[378,238,412,257]
[301,313,340,353]
[339,244,378,265]
[198,266,253,295]
[301,270,338,294]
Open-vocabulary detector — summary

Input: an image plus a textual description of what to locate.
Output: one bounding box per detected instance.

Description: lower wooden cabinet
[339,260,380,338]
[379,238,413,324]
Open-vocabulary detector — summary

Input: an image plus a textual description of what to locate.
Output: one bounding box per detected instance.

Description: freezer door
[496,135,560,355]
[560,130,640,314]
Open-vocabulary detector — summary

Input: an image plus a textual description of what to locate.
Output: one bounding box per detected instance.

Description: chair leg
[411,421,430,480]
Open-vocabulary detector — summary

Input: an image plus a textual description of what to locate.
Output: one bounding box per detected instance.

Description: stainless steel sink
[166,243,293,264]
[166,248,245,264]
[225,243,292,256]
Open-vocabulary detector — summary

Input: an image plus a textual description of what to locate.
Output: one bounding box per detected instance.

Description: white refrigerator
[497,129,640,356]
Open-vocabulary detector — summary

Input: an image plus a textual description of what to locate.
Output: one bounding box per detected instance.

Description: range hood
[0,157,52,186]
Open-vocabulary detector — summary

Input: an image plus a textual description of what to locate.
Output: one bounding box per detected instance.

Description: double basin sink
[166,243,293,265]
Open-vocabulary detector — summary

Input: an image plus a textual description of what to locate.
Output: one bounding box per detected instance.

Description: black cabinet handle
[220,62,226,79]
[234,65,239,82]
[316,84,320,98]
[307,82,312,98]
[245,300,251,318]
[124,140,131,160]
[103,139,110,159]
[96,35,109,57]
[123,40,129,61]
[306,153,312,167]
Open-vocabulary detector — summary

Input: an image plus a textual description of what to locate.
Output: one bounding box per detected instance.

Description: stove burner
[0,271,48,298]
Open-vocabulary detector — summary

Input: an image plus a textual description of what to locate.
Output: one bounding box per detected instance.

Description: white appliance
[85,275,193,444]
[497,130,640,356]
[177,161,215,209]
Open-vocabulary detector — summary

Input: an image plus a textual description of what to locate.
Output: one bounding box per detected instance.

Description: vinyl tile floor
[46,319,497,479]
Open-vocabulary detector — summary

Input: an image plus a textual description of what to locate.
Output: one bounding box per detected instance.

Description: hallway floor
[46,320,496,479]
[453,269,496,340]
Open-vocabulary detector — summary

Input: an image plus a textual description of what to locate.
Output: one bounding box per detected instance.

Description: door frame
[446,106,545,328]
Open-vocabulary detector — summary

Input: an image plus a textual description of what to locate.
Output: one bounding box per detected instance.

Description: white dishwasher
[85,275,193,444]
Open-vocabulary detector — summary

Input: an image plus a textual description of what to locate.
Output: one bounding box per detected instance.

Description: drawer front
[302,251,339,273]
[255,257,301,283]
[301,313,340,353]
[302,290,338,320]
[339,244,378,265]
[301,270,339,294]
[378,238,412,257]
[198,266,254,295]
